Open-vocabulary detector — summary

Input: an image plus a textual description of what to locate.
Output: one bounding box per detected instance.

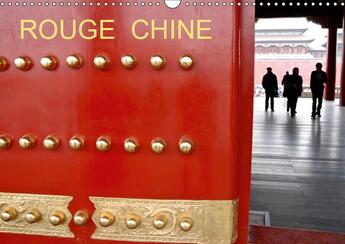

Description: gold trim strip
[0,192,74,238]
[90,197,238,244]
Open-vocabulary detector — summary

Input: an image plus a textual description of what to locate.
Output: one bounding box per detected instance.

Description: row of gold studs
[0,54,194,72]
[95,210,193,232]
[1,205,193,232]
[0,135,194,154]
[1,206,68,227]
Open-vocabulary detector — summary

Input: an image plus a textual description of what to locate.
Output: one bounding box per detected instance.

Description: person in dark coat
[310,63,327,118]
[287,67,303,118]
[262,67,278,112]
[282,71,290,112]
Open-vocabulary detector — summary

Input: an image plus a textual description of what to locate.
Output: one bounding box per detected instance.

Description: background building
[255,18,343,89]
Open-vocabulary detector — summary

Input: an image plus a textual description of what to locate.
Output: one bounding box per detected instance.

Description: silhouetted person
[310,63,327,118]
[282,71,290,112]
[287,68,303,118]
[262,67,278,112]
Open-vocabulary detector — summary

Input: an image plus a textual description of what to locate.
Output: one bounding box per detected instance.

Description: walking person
[287,67,303,118]
[310,63,328,119]
[282,71,290,112]
[262,67,278,112]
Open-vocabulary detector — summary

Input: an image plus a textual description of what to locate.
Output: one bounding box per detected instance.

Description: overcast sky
[256,18,329,49]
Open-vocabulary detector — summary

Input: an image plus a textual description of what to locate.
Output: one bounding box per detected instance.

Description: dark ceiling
[256,2,344,28]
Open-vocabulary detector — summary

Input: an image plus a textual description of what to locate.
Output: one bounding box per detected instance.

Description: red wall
[255,60,342,86]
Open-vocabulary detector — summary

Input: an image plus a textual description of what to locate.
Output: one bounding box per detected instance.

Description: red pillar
[325,18,337,101]
[340,7,345,106]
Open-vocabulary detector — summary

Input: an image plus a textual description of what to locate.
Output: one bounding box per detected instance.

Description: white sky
[255,18,329,49]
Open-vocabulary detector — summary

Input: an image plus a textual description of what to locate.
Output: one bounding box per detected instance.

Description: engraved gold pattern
[90,197,238,244]
[0,192,74,238]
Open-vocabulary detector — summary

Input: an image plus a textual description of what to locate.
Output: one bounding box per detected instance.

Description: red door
[0,1,254,243]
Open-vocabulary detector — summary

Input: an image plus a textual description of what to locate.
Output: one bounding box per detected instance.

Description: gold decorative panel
[0,192,74,238]
[90,197,238,244]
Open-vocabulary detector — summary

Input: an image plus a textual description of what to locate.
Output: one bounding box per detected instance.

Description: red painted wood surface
[249,225,345,244]
[325,17,337,101]
[0,1,254,243]
[237,5,255,244]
